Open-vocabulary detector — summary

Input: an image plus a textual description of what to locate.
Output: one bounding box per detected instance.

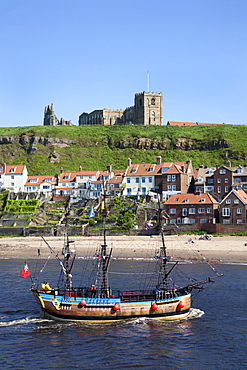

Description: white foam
[0,317,50,327]
[185,307,205,320]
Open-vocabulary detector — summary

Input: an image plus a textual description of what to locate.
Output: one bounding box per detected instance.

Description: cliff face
[0,134,74,147]
[0,134,229,151]
[111,136,229,151]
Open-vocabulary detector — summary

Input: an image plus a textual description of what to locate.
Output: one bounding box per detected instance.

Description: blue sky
[1,0,247,127]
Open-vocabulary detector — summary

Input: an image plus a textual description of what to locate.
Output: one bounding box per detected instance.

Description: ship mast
[100,186,112,296]
[62,218,76,290]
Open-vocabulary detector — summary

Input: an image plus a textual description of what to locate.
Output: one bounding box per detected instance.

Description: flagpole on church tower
[147,71,150,92]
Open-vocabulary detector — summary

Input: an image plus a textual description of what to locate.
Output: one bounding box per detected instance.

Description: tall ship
[30,200,223,323]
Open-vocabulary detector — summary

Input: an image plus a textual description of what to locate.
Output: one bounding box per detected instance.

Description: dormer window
[237,166,243,174]
[198,176,203,183]
[184,199,189,203]
[30,179,37,183]
[200,198,206,202]
[10,168,15,173]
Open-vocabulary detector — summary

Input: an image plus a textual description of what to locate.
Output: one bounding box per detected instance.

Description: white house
[0,164,28,192]
[24,175,57,193]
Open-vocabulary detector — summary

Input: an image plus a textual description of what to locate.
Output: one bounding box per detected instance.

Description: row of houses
[1,158,247,225]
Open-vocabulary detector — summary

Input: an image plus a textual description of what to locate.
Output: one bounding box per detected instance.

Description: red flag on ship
[20,263,31,278]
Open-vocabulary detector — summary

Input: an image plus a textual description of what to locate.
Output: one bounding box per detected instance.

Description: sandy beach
[0,234,246,263]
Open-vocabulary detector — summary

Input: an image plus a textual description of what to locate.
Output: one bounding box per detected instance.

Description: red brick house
[219,189,247,224]
[163,193,219,225]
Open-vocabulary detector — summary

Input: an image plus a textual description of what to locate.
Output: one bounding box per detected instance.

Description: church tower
[134,92,163,125]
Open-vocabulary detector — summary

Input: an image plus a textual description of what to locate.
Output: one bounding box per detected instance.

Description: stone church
[78,91,163,126]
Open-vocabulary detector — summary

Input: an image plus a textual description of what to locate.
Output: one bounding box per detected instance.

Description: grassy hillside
[0,124,247,175]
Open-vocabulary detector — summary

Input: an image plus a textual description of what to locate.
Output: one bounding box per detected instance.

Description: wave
[186,307,204,320]
[0,317,51,327]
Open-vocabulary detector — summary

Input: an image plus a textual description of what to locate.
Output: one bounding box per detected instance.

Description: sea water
[0,259,246,369]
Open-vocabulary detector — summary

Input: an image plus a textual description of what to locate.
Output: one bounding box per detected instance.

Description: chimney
[128,158,132,167]
[226,160,231,167]
[107,164,112,173]
[156,156,162,165]
[60,167,64,174]
[79,165,82,171]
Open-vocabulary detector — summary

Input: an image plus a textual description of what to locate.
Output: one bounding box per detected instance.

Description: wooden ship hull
[32,289,191,323]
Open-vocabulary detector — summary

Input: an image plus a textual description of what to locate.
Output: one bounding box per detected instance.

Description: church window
[151,98,155,105]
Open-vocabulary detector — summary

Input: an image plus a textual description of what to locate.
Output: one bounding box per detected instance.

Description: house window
[167,175,171,182]
[11,175,14,179]
[225,178,228,183]
[172,175,176,181]
[198,208,205,213]
[218,186,221,193]
[170,219,176,224]
[190,219,196,224]
[235,178,241,183]
[170,209,176,214]
[225,186,229,193]
[226,199,231,204]
[148,177,152,183]
[237,208,242,214]
[11,182,14,187]
[127,188,131,194]
[127,178,130,183]
[222,208,230,216]
[136,178,139,183]
[43,185,49,190]
[234,199,239,204]
[172,185,176,191]
[189,208,195,214]
[220,169,226,174]
[237,219,243,224]
[208,179,214,184]
[207,208,212,213]
[177,218,181,224]
[223,219,230,224]
[200,219,207,223]
[142,188,146,194]
[198,177,203,183]
[167,185,172,191]
[142,177,146,183]
[182,208,187,216]
[217,179,221,183]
